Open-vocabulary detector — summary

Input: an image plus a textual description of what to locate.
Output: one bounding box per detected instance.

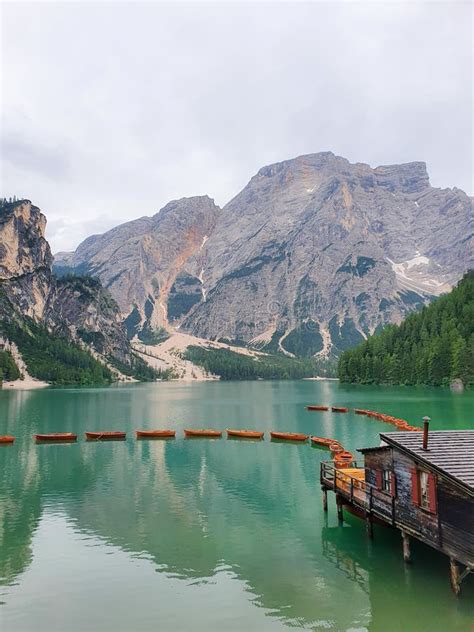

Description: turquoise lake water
[0,381,473,631]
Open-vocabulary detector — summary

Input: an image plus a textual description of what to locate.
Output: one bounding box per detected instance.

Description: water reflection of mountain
[1,432,367,629]
[67,440,366,629]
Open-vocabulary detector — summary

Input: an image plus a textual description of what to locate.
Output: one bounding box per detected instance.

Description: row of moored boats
[0,405,422,469]
[312,406,422,431]
[305,405,422,468]
[0,429,316,443]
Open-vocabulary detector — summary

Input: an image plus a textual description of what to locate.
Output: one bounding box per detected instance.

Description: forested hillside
[0,350,21,382]
[183,346,336,380]
[0,319,113,385]
[338,271,473,387]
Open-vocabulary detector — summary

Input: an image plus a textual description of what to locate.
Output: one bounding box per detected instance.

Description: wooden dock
[320,427,474,596]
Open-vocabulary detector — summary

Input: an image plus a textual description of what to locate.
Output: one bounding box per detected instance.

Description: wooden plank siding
[437,479,474,566]
[391,449,440,546]
[380,430,474,492]
[360,443,473,568]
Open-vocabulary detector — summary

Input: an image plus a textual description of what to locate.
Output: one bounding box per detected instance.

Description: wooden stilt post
[322,488,328,512]
[336,494,343,523]
[401,531,411,563]
[365,512,373,539]
[450,558,461,596]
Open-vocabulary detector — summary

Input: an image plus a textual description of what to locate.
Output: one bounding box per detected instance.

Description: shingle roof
[379,430,474,494]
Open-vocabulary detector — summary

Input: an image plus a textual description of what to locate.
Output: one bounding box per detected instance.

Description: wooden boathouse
[320,422,474,595]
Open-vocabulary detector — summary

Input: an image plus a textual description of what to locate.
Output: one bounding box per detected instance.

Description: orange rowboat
[270,432,309,442]
[85,431,126,441]
[226,429,264,439]
[331,406,349,413]
[329,442,344,454]
[354,408,368,415]
[184,429,222,438]
[136,429,176,439]
[334,451,354,468]
[310,436,334,448]
[0,435,15,444]
[306,405,329,411]
[395,420,410,430]
[35,433,77,442]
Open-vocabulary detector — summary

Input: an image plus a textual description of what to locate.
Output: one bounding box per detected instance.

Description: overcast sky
[1,1,472,253]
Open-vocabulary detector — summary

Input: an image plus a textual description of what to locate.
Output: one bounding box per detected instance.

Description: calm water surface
[0,381,473,632]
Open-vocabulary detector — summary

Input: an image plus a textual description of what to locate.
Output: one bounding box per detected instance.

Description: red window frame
[411,468,437,514]
[375,469,396,497]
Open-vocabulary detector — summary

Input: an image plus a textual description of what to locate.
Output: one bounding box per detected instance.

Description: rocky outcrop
[0,200,52,281]
[54,153,474,357]
[0,199,131,364]
[46,276,130,361]
[0,200,53,322]
[54,196,220,338]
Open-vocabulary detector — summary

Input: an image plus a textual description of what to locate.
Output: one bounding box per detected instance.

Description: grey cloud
[1,131,70,179]
[1,1,472,252]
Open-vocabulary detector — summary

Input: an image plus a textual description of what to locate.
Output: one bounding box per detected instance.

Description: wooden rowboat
[35,433,77,442]
[354,408,368,415]
[136,429,176,439]
[85,431,126,441]
[184,429,222,438]
[306,405,329,411]
[331,406,349,413]
[395,420,410,429]
[0,435,15,444]
[227,429,264,439]
[310,436,334,448]
[270,431,309,442]
[334,451,354,468]
[335,450,354,460]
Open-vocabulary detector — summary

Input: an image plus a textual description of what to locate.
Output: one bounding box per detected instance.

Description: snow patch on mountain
[387,254,450,296]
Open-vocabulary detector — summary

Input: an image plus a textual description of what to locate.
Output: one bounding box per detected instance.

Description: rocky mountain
[0,199,131,365]
[54,196,219,339]
[54,152,473,357]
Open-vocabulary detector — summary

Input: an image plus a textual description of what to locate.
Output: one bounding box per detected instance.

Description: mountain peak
[374,161,429,193]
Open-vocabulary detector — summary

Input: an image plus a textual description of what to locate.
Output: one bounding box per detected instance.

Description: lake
[1,381,473,631]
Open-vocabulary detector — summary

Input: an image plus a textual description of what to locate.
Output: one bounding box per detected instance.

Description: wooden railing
[320,461,395,524]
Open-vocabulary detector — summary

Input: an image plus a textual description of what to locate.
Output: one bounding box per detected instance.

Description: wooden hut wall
[437,478,474,566]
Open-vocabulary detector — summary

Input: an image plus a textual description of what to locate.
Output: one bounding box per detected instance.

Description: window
[375,469,396,496]
[382,470,392,494]
[419,471,430,510]
[411,468,437,514]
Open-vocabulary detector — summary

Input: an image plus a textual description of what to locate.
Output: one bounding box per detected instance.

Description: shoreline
[1,378,49,390]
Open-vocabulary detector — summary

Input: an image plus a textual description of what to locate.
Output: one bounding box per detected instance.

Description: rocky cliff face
[0,200,131,363]
[54,196,220,338]
[0,200,53,321]
[54,153,473,357]
[183,153,472,356]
